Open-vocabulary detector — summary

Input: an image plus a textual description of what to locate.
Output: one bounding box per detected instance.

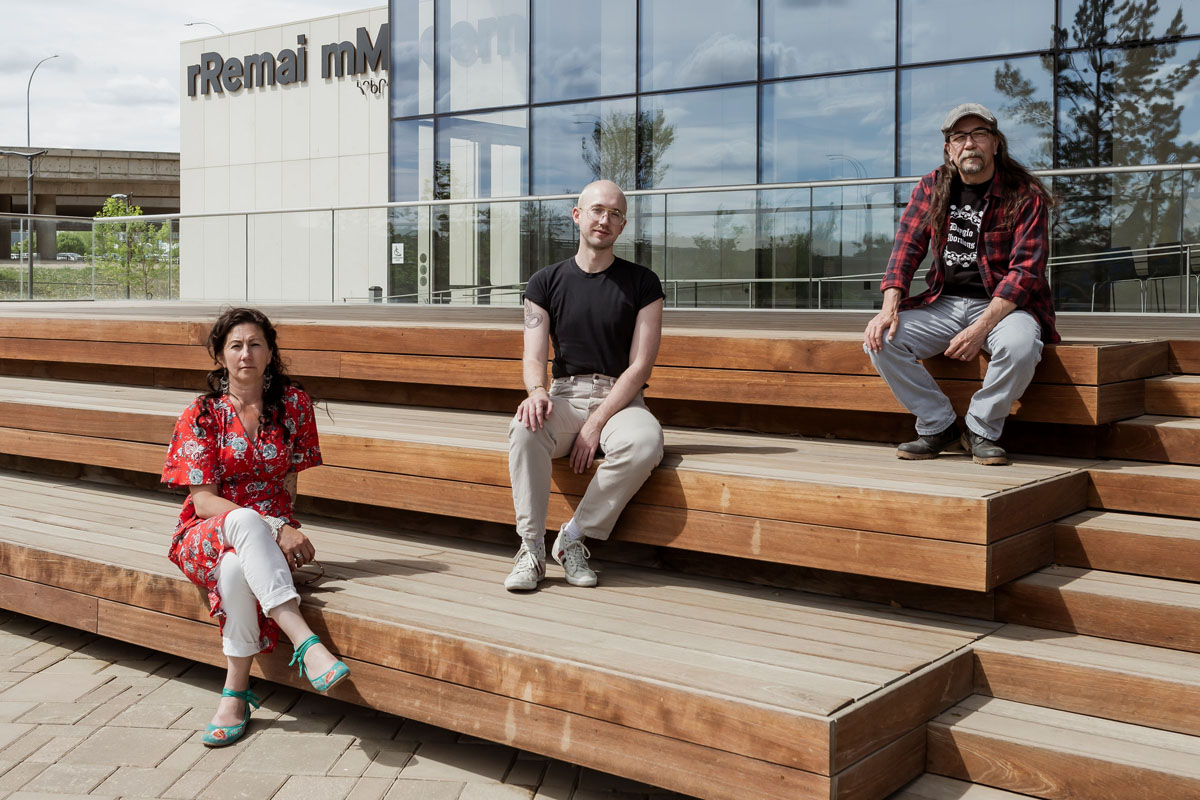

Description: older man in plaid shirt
[864,103,1058,466]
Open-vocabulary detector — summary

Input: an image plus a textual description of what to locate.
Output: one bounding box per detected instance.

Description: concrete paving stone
[503,759,545,788]
[269,710,343,735]
[74,639,154,662]
[12,649,71,675]
[26,736,83,764]
[400,743,514,784]
[345,777,393,800]
[0,704,35,724]
[0,672,111,703]
[198,770,288,800]
[107,702,191,728]
[459,786,534,800]
[7,793,116,800]
[21,762,114,794]
[168,706,215,731]
[0,762,48,792]
[0,727,43,760]
[15,701,99,725]
[359,738,416,779]
[383,780,464,800]
[157,734,208,773]
[96,659,169,679]
[77,679,130,705]
[328,743,376,778]
[532,762,576,800]
[396,721,460,743]
[192,731,255,773]
[76,694,141,727]
[274,775,357,800]
[153,656,199,680]
[141,676,223,707]
[94,766,187,797]
[576,770,660,795]
[228,732,355,776]
[27,723,92,738]
[59,725,192,767]
[258,685,302,713]
[331,713,404,741]
[161,770,218,800]
[39,657,107,676]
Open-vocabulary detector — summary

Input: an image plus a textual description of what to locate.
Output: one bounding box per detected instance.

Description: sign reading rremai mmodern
[185,24,389,97]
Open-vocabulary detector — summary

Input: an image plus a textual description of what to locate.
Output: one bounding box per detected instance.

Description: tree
[94,197,176,299]
[581,109,676,189]
[56,231,91,257]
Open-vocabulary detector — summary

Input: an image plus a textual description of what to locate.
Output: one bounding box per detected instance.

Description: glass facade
[389,0,1200,309]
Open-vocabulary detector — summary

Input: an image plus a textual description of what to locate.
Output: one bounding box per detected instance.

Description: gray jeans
[508,374,664,541]
[865,295,1043,441]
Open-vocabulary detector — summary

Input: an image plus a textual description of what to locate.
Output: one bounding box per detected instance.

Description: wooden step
[0,469,990,800]
[889,774,1034,799]
[1144,374,1200,416]
[1053,509,1200,581]
[997,566,1200,653]
[973,624,1200,737]
[0,376,1089,591]
[1088,460,1200,518]
[928,696,1200,799]
[1101,415,1200,465]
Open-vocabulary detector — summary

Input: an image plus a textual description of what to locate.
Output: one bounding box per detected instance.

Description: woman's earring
[219,372,229,393]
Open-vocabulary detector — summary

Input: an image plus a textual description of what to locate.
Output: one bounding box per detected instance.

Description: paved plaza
[0,612,691,800]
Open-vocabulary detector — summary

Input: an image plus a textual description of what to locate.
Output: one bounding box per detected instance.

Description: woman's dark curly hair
[201,307,300,442]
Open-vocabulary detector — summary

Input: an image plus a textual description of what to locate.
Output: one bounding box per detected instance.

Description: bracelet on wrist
[263,515,287,541]
[527,385,547,396]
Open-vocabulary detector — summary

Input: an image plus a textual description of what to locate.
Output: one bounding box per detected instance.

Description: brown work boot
[961,430,1008,466]
[896,424,961,460]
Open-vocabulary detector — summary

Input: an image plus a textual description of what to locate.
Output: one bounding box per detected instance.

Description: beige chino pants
[508,374,664,541]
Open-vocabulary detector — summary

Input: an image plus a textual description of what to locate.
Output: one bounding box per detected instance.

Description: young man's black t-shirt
[941,176,992,299]
[523,256,665,379]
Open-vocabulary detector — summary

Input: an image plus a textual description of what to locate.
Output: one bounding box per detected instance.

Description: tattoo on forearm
[524,301,544,329]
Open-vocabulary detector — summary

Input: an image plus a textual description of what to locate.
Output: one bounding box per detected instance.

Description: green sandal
[201,687,261,747]
[289,634,350,693]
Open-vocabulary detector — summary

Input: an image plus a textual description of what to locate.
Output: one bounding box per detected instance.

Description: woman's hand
[277,525,315,567]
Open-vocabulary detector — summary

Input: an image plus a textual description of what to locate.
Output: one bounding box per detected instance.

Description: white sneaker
[552,527,597,587]
[504,541,545,592]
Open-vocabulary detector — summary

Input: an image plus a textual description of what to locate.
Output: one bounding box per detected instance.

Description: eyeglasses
[292,559,326,587]
[947,127,994,147]
[584,204,626,223]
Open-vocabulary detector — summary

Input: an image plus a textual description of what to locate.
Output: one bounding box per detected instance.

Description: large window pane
[531,0,635,102]
[761,72,895,183]
[899,56,1053,175]
[391,0,434,117]
[663,192,757,307]
[1062,0,1196,46]
[900,0,1054,64]
[436,0,529,113]
[639,87,756,189]
[639,0,757,92]
[762,0,895,78]
[1057,40,1200,168]
[391,118,435,202]
[531,99,636,195]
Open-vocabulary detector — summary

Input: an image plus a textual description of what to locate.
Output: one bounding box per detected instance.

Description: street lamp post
[0,148,48,299]
[110,194,133,299]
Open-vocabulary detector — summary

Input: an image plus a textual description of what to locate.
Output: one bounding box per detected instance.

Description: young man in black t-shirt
[505,180,665,591]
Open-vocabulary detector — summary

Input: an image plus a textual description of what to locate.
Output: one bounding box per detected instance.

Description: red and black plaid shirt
[881,167,1059,344]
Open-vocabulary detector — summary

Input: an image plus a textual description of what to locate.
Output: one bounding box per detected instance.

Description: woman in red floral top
[162,307,348,747]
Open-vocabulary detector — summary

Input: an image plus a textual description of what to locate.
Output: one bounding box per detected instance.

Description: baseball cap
[941,103,998,136]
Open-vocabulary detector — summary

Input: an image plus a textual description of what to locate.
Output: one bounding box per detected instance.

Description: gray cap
[941,103,998,136]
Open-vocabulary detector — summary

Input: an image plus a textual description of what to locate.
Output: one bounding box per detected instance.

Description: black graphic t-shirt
[523,257,665,379]
[941,176,993,299]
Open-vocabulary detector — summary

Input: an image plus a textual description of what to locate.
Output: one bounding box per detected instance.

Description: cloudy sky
[0,0,378,153]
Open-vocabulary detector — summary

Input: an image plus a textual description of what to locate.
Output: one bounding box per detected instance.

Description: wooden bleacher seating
[2,303,1200,799]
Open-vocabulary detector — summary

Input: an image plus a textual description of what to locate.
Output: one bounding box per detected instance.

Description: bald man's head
[577,180,627,214]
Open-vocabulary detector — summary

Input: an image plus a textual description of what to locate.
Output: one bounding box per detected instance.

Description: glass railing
[1,214,179,301]
[70,163,1200,312]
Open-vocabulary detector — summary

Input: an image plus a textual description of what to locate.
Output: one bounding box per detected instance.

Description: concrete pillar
[35,194,57,262]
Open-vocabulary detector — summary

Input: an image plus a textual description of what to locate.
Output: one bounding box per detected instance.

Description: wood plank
[0,572,98,632]
[927,696,1200,799]
[1054,510,1200,581]
[1088,460,1200,519]
[1144,375,1200,416]
[831,726,925,800]
[830,652,972,773]
[1168,339,1200,374]
[997,566,1200,653]
[974,624,1200,737]
[97,600,830,800]
[1102,415,1200,465]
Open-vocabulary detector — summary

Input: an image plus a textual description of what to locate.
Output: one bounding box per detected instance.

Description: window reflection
[761,72,895,183]
[531,99,637,195]
[900,0,1053,64]
[391,0,434,118]
[531,0,636,102]
[1061,0,1195,46]
[639,87,756,188]
[391,119,435,202]
[436,0,529,113]
[762,0,895,78]
[639,0,757,92]
[899,56,1053,175]
[663,192,757,308]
